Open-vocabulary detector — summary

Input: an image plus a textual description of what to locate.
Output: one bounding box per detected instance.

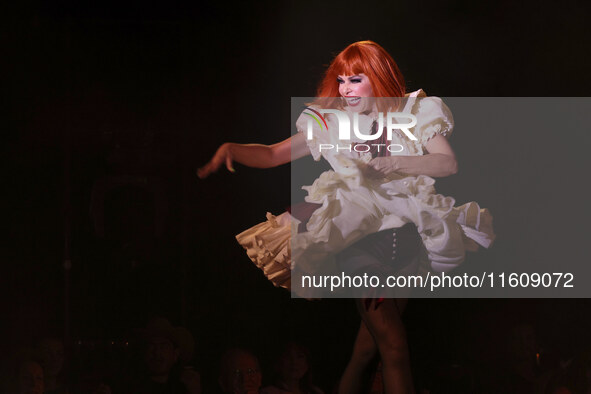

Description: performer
[199,41,494,394]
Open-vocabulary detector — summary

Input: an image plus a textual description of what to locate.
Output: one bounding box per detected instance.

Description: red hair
[316,41,405,111]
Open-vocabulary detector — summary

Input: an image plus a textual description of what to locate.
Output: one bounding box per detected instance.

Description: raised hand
[197,143,235,179]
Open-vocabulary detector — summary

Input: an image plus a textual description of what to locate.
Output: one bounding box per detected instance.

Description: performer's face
[337,73,374,111]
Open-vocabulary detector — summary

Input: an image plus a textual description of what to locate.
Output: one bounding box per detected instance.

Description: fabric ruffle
[235,212,294,289]
[292,165,495,276]
[236,165,495,291]
[408,96,455,154]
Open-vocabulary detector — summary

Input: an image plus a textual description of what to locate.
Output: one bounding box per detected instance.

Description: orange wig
[316,41,406,111]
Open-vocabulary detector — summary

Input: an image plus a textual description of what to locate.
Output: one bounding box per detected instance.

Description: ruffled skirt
[236,169,495,294]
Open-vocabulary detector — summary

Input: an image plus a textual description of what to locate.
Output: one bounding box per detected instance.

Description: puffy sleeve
[412,97,454,146]
[295,106,325,162]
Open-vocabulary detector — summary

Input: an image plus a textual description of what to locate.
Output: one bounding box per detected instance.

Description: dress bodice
[296,89,455,174]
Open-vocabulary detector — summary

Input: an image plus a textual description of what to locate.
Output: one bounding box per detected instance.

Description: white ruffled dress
[236,90,495,294]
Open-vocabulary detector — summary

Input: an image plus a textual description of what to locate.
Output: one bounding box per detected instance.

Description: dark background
[3,0,591,391]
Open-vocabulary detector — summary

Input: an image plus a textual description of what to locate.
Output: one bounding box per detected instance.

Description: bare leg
[355,298,413,394]
[339,299,410,394]
[339,320,378,394]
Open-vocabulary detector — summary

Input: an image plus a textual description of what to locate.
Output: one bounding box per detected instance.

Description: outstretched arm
[197,132,310,179]
[366,134,458,178]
